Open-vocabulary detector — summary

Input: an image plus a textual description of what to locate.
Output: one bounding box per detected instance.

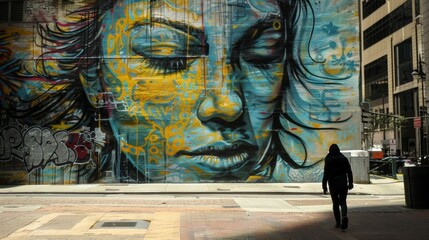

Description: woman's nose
[197,90,243,123]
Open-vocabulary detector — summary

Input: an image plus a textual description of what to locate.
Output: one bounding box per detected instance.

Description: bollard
[391,158,397,179]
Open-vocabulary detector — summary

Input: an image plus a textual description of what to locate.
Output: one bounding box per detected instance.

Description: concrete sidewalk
[1,175,427,240]
[0,175,404,195]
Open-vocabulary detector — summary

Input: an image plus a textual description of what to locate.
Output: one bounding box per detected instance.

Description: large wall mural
[0,0,360,184]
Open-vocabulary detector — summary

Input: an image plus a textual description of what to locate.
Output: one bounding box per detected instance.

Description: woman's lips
[175,141,258,170]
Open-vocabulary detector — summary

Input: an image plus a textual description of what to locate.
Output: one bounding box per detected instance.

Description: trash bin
[341,150,370,184]
[403,166,429,208]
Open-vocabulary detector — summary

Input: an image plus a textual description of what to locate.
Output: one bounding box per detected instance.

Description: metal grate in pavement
[102,222,137,227]
[92,220,150,229]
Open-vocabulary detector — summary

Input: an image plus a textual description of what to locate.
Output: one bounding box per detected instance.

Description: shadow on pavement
[0,185,20,189]
[181,205,429,240]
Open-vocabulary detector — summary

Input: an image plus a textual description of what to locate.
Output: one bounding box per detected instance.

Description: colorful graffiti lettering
[0,0,360,184]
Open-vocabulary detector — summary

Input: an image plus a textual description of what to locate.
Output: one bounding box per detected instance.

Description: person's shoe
[341,216,348,231]
[335,223,341,228]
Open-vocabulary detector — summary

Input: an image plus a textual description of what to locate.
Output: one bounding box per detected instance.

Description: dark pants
[329,187,348,223]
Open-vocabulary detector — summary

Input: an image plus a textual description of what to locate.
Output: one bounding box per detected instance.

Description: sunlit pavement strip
[233,197,407,213]
[4,212,180,239]
[234,198,303,212]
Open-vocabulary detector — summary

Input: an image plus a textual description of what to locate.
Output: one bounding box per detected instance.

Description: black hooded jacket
[322,144,353,190]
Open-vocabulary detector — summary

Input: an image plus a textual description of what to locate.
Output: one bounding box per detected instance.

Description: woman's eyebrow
[237,15,283,42]
[133,17,206,42]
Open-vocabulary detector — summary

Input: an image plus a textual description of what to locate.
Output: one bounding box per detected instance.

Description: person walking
[322,144,353,231]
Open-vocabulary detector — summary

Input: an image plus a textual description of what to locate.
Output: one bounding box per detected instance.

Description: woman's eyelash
[141,57,188,74]
[251,63,271,69]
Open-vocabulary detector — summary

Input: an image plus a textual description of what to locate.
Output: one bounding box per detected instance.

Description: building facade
[361,0,427,159]
[0,0,361,184]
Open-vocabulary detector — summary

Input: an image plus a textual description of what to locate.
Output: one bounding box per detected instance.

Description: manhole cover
[92,220,150,229]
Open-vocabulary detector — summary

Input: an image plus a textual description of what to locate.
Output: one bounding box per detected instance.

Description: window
[395,38,413,86]
[363,0,412,49]
[0,1,24,22]
[397,89,417,117]
[362,0,386,19]
[415,0,421,17]
[364,56,388,101]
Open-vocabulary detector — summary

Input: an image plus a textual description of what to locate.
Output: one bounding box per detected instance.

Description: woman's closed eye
[130,23,208,74]
[234,18,286,69]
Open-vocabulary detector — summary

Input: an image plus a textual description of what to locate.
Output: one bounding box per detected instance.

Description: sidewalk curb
[0,190,396,196]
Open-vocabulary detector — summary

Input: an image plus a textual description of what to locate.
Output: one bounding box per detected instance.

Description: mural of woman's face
[100,0,286,181]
